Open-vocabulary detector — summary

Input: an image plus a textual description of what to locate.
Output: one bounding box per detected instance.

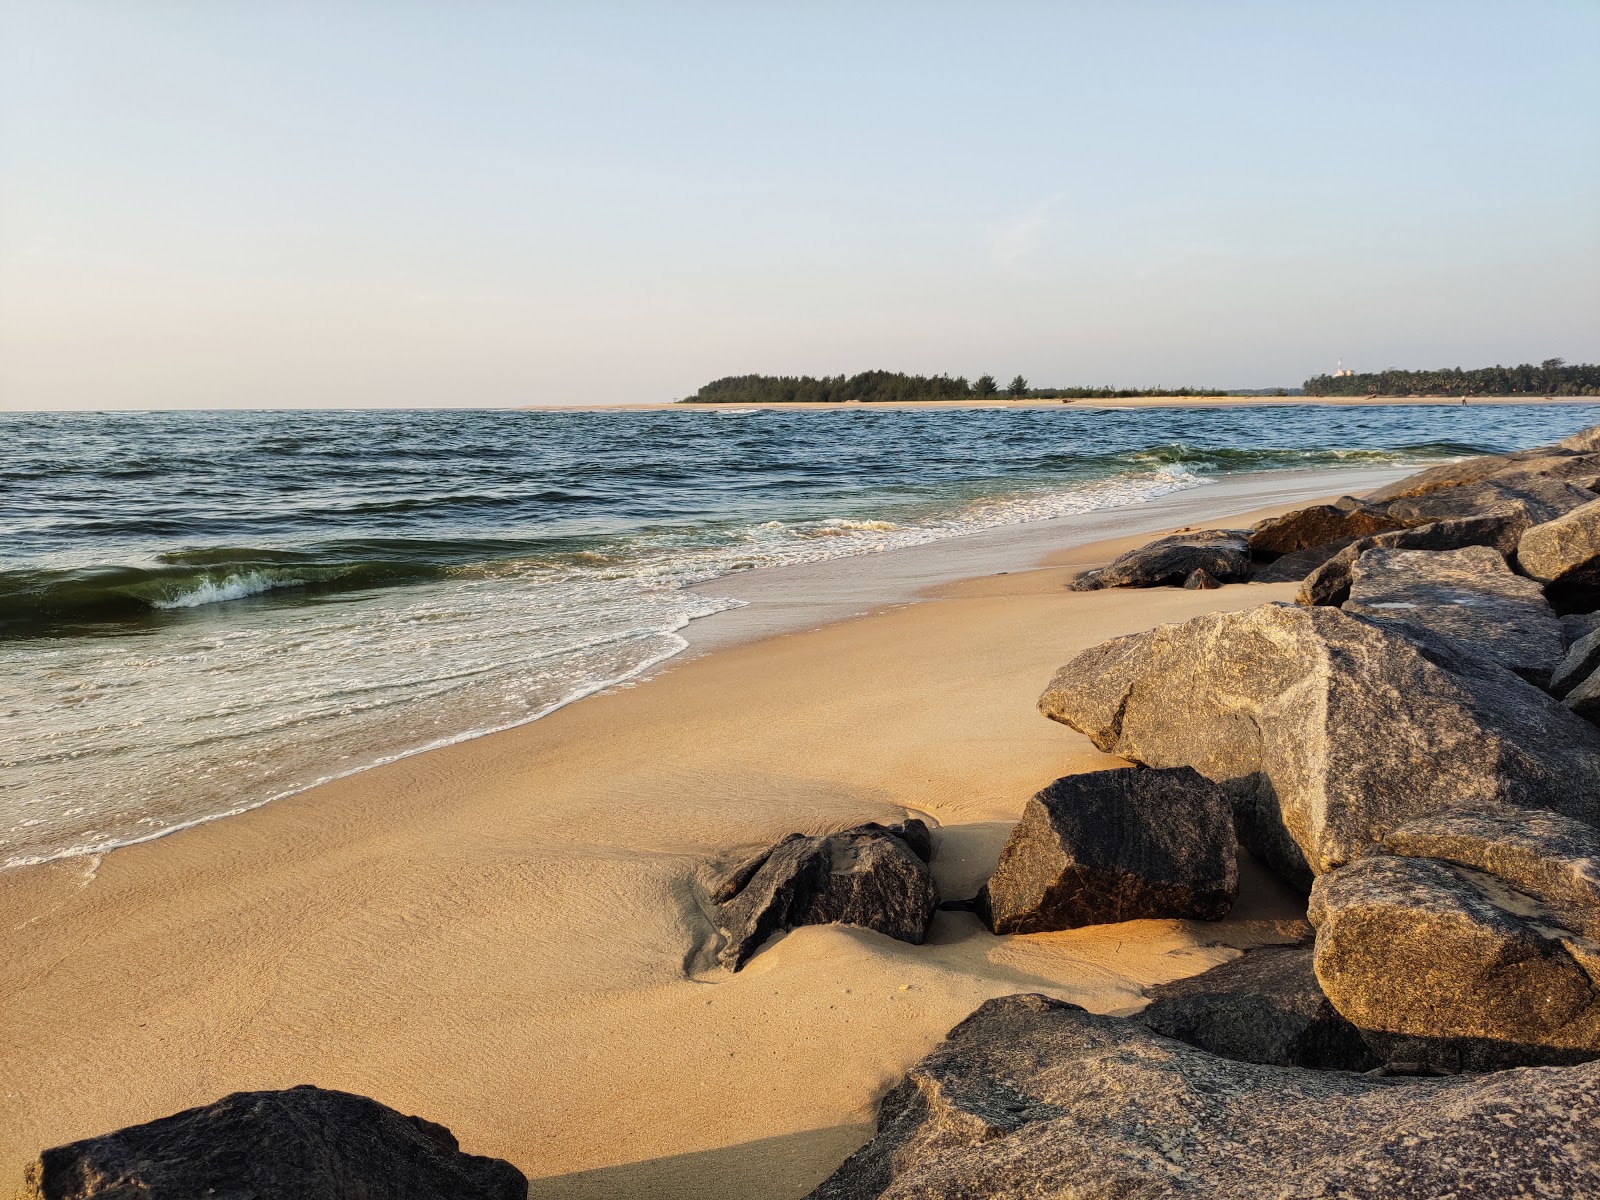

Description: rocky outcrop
[1560,423,1600,453]
[806,994,1600,1200]
[1038,603,1600,886]
[1067,529,1250,590]
[1140,943,1375,1070]
[1380,475,1594,527]
[22,1085,527,1200]
[1295,514,1524,605]
[1341,545,1564,686]
[979,767,1236,934]
[1310,846,1600,1071]
[1518,496,1600,609]
[1365,448,1600,503]
[1246,500,1410,557]
[714,821,938,970]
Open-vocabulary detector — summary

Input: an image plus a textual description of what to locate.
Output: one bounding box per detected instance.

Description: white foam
[150,571,304,609]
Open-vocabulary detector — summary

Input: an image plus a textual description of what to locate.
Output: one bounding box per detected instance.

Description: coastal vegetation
[1304,359,1600,397]
[679,371,1234,404]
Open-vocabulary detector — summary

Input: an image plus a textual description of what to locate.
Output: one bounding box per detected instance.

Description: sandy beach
[1,466,1416,1196]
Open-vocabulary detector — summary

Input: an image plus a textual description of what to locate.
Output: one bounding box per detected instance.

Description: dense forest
[1303,360,1600,397]
[680,371,1236,404]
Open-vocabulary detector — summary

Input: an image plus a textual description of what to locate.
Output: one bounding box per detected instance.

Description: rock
[1246,500,1411,556]
[1560,610,1600,646]
[1181,567,1220,589]
[1561,423,1600,453]
[1246,536,1363,583]
[1364,447,1600,502]
[1380,804,1600,940]
[1380,476,1595,527]
[1140,942,1376,1070]
[22,1085,527,1200]
[979,767,1236,934]
[1038,603,1600,886]
[1068,529,1250,590]
[1296,514,1526,606]
[1341,545,1564,686]
[1565,666,1600,723]
[715,821,938,970]
[1518,496,1600,609]
[806,994,1600,1200]
[1310,853,1600,1071]
[1552,627,1600,695]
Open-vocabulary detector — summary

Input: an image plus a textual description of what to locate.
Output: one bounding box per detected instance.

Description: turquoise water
[3,403,1596,867]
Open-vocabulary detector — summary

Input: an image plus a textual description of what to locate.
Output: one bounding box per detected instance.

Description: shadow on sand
[524,1124,872,1200]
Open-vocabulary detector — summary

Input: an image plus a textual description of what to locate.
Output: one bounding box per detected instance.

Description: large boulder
[1068,529,1249,591]
[1518,496,1600,609]
[806,994,1600,1200]
[22,1085,527,1200]
[1140,942,1376,1070]
[1566,666,1600,722]
[1295,514,1525,606]
[978,767,1236,934]
[1038,603,1600,886]
[1551,626,1600,695]
[1365,448,1600,503]
[714,821,938,970]
[1341,545,1563,686]
[1310,849,1600,1071]
[1247,536,1363,583]
[1246,500,1411,557]
[1560,423,1600,453]
[1379,476,1595,527]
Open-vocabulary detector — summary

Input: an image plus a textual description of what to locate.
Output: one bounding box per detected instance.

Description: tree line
[1303,360,1600,398]
[679,371,1232,404]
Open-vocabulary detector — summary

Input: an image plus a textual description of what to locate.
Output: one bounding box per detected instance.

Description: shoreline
[535,396,1600,413]
[0,466,1435,1196]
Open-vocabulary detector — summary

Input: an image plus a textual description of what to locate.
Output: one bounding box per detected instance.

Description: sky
[1,1,1597,409]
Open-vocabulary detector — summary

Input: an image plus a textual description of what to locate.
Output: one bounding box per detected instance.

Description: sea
[4,403,1597,870]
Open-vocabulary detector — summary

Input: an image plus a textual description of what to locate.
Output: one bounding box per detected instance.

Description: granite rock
[1379,476,1594,527]
[1295,514,1525,606]
[21,1085,528,1200]
[979,767,1236,934]
[1246,500,1411,557]
[1365,447,1600,503]
[1518,496,1600,609]
[1067,529,1250,591]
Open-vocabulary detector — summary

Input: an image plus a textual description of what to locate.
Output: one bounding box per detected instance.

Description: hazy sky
[2,1,1596,409]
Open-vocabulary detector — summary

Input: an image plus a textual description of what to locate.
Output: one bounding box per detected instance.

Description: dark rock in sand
[1379,475,1595,528]
[1296,513,1526,606]
[1310,852,1600,1071]
[805,994,1600,1200]
[1551,627,1600,696]
[980,767,1236,934]
[1140,942,1376,1070]
[1365,447,1600,503]
[1038,603,1600,886]
[1342,544,1564,686]
[1246,500,1411,556]
[1067,529,1250,590]
[1518,496,1600,609]
[1181,567,1220,589]
[22,1085,527,1200]
[715,821,938,970]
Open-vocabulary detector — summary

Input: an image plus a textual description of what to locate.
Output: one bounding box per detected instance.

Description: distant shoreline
[532,395,1600,413]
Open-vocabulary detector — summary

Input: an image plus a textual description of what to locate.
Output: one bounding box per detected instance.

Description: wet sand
[1,470,1399,1196]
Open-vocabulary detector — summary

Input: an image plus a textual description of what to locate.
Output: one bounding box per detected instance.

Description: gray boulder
[979,767,1236,934]
[1379,476,1595,527]
[1560,423,1600,453]
[22,1085,527,1200]
[1310,851,1600,1071]
[1246,500,1411,556]
[1365,447,1600,503]
[806,994,1600,1200]
[1518,496,1600,609]
[1566,666,1600,723]
[1560,610,1600,646]
[1140,942,1375,1070]
[1038,603,1600,886]
[714,821,938,970]
[1296,513,1526,606]
[1552,627,1600,695]
[1067,529,1250,590]
[1342,545,1563,686]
